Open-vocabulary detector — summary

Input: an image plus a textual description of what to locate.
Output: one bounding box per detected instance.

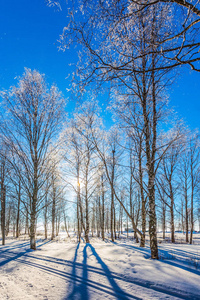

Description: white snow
[0,233,200,299]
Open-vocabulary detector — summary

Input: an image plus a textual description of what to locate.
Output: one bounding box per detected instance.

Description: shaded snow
[0,233,200,299]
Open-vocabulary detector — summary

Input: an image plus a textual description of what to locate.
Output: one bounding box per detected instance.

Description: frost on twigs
[46,0,62,11]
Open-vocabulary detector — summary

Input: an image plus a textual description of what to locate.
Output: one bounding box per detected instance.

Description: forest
[0,1,200,299]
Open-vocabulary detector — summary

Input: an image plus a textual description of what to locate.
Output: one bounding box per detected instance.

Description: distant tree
[188,133,200,244]
[0,145,9,245]
[1,69,64,249]
[107,127,123,242]
[63,101,101,243]
[157,140,183,243]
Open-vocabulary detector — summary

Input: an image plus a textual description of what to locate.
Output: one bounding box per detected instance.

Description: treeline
[0,69,66,249]
[64,100,200,249]
[1,0,200,260]
[0,69,200,260]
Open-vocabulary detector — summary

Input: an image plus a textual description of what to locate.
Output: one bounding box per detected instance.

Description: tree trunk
[140,201,146,247]
[101,175,105,241]
[16,180,21,238]
[185,197,189,243]
[6,205,11,236]
[30,207,36,250]
[1,160,6,245]
[170,184,175,243]
[25,208,29,235]
[190,173,194,244]
[1,190,6,243]
[162,203,166,240]
[44,194,48,239]
[51,180,56,240]
[148,183,158,259]
[110,149,115,242]
[1,185,6,245]
[114,204,117,240]
[85,166,90,244]
[111,197,114,242]
[146,15,158,259]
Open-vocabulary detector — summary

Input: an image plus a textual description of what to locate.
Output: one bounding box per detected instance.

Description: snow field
[0,233,200,299]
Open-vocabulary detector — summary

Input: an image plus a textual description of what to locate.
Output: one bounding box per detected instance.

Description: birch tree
[1,69,64,249]
[58,0,179,258]
[131,0,200,71]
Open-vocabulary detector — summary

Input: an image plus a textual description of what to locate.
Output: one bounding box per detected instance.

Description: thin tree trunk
[101,175,105,241]
[185,197,189,243]
[64,211,70,238]
[44,194,48,239]
[85,157,90,244]
[170,183,175,243]
[6,205,11,236]
[1,186,6,245]
[16,180,21,238]
[190,173,194,244]
[1,162,6,245]
[51,179,56,240]
[30,203,36,250]
[162,203,166,240]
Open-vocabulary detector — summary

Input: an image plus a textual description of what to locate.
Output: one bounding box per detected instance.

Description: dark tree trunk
[16,180,21,238]
[25,208,29,236]
[185,198,189,243]
[85,161,90,244]
[190,173,194,244]
[101,175,105,241]
[170,184,175,243]
[44,194,48,239]
[51,179,56,240]
[162,203,166,240]
[6,205,11,236]
[1,185,6,245]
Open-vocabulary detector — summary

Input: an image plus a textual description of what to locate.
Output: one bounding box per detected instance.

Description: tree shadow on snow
[64,243,140,300]
[1,241,199,299]
[66,243,89,300]
[0,239,52,268]
[87,244,136,300]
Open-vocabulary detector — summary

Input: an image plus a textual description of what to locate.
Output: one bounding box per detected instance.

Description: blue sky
[0,1,74,103]
[0,0,200,130]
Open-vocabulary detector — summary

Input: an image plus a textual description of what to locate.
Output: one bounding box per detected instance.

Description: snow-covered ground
[0,233,200,300]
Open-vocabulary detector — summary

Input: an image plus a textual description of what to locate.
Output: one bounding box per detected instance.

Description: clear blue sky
[0,0,76,108]
[0,0,199,129]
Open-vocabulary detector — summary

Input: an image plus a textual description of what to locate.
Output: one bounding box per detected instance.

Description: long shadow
[159,244,200,260]
[0,249,33,267]
[0,240,52,268]
[0,241,30,251]
[36,239,52,248]
[1,247,199,299]
[116,242,200,276]
[1,242,200,300]
[81,244,89,299]
[2,248,140,299]
[159,255,200,276]
[0,239,51,252]
[66,243,89,299]
[0,248,135,280]
[88,244,138,300]
[65,243,80,299]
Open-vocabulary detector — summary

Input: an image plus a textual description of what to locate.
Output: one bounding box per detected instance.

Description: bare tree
[1,68,64,249]
[130,0,200,71]
[179,145,191,242]
[0,147,8,245]
[188,133,200,244]
[157,141,182,243]
[58,0,183,258]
